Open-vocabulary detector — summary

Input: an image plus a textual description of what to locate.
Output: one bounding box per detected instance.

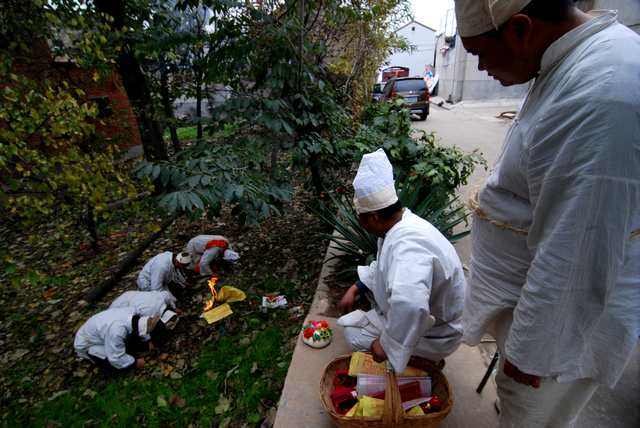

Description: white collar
[539,10,617,76]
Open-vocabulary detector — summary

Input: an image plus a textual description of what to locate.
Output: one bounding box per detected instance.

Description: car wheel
[419,109,428,121]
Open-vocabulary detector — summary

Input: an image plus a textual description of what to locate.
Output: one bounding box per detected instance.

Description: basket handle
[382,364,404,426]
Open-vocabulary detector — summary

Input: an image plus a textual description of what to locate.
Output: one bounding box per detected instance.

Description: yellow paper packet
[406,405,425,416]
[360,396,385,418]
[215,286,246,303]
[203,303,233,324]
[348,352,427,377]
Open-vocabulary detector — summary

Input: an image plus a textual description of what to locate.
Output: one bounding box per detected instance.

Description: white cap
[160,309,178,327]
[223,249,240,263]
[176,252,191,265]
[455,0,533,37]
[352,149,398,214]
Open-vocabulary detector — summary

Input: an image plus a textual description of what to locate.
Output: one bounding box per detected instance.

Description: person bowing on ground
[184,235,240,276]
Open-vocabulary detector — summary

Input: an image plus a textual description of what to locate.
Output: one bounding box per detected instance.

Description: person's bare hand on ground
[504,359,541,388]
[135,357,146,369]
[338,284,359,314]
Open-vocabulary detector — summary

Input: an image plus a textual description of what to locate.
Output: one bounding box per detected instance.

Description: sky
[409,0,456,35]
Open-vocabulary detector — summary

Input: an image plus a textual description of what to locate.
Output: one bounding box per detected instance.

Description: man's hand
[371,338,387,363]
[504,359,541,388]
[135,357,146,369]
[338,284,359,314]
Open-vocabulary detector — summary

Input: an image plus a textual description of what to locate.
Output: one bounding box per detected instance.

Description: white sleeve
[199,247,222,275]
[505,100,640,376]
[356,260,377,289]
[379,240,434,373]
[105,325,135,369]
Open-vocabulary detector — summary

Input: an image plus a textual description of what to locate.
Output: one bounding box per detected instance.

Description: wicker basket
[320,355,453,427]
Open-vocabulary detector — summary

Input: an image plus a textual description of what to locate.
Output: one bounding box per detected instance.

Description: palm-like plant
[313,183,471,279]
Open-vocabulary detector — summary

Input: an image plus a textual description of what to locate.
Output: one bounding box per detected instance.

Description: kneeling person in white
[337,149,466,373]
[74,308,159,370]
[137,251,191,292]
[109,290,177,317]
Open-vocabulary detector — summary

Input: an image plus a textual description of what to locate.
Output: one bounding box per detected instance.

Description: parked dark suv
[381,77,430,120]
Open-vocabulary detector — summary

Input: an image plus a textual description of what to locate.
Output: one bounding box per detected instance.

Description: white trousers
[492,311,599,428]
[340,310,458,363]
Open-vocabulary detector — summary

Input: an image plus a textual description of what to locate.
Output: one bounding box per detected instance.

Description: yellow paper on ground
[348,352,427,377]
[360,396,384,418]
[406,405,425,416]
[203,303,233,324]
[215,286,246,303]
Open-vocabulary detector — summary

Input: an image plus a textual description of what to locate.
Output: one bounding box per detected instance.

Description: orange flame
[203,276,218,312]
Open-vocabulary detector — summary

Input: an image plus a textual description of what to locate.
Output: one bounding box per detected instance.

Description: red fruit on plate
[303,328,315,339]
[318,320,329,328]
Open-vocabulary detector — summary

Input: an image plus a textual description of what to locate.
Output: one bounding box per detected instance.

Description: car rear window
[395,79,426,92]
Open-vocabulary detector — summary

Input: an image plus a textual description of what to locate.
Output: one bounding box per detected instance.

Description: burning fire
[203,276,219,312]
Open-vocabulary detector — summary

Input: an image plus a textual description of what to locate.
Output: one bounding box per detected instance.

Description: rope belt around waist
[469,192,640,241]
[468,192,529,236]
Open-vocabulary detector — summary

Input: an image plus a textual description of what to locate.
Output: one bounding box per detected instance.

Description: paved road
[412,101,640,428]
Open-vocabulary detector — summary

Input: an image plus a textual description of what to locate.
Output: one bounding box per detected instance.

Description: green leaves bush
[313,99,486,276]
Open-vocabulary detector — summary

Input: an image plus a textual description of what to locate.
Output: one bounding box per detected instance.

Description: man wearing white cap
[74,307,159,370]
[137,251,191,292]
[454,0,640,426]
[184,235,240,276]
[337,149,466,374]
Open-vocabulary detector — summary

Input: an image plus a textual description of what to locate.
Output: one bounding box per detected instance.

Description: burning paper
[203,276,219,312]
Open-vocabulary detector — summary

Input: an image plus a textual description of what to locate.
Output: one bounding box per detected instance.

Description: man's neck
[381,209,404,237]
[534,8,593,60]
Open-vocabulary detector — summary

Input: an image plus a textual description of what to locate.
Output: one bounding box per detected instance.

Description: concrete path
[274,240,500,427]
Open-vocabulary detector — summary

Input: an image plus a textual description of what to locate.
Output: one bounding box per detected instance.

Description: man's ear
[502,14,534,50]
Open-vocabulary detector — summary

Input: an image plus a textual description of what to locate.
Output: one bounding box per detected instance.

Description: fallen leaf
[157,396,168,407]
[169,394,186,408]
[251,362,258,374]
[214,396,231,415]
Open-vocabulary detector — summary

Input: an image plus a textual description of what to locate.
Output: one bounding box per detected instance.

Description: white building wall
[385,22,436,78]
[434,35,528,102]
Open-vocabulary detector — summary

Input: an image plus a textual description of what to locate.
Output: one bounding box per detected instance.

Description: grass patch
[163,126,198,142]
[6,325,291,427]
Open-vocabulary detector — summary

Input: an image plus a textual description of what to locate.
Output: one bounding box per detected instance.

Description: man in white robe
[185,235,240,276]
[136,251,191,292]
[454,0,640,426]
[337,149,466,373]
[74,308,159,370]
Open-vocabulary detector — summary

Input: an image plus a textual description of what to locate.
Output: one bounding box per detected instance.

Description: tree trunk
[160,65,180,152]
[94,0,167,161]
[309,153,323,195]
[85,216,176,304]
[196,73,203,142]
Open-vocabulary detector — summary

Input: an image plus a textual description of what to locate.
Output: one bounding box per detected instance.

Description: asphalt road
[411,100,639,428]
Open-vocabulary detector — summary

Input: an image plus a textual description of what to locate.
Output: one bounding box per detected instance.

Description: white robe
[465,11,640,388]
[109,290,176,317]
[137,252,184,291]
[74,308,137,369]
[338,209,466,373]
[185,235,228,275]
